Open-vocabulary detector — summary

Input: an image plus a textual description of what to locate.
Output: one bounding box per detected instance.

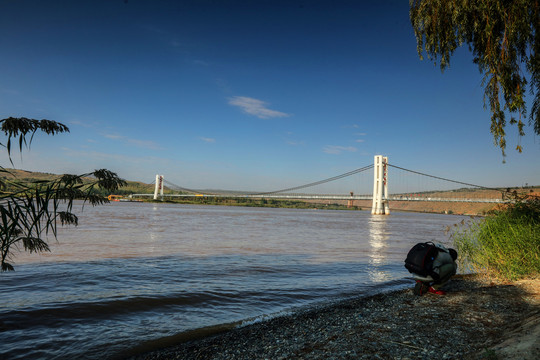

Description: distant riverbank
[144,187,540,216]
[147,197,363,211]
[145,196,495,216]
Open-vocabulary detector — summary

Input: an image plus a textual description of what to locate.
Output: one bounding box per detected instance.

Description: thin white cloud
[323,145,357,155]
[62,147,160,165]
[103,133,162,150]
[199,137,216,143]
[228,96,290,119]
[141,24,168,35]
[355,132,367,143]
[127,138,162,150]
[70,120,95,128]
[283,131,304,146]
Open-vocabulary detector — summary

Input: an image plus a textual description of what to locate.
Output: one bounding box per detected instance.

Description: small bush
[452,195,540,280]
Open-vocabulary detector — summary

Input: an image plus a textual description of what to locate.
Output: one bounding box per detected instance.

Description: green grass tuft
[452,196,540,281]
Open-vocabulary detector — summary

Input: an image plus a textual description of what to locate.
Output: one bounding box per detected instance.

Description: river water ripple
[0,202,467,359]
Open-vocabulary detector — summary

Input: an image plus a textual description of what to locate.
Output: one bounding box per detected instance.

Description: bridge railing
[129,192,505,203]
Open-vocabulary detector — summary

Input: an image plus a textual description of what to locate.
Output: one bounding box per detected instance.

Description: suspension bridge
[129,155,511,215]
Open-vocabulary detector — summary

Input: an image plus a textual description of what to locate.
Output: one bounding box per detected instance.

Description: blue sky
[1,0,539,193]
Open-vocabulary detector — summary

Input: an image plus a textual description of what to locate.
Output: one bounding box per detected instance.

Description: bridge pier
[154,174,164,200]
[347,192,355,208]
[372,155,390,215]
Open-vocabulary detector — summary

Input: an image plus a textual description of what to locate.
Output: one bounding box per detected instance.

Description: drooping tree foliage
[0,117,126,271]
[410,0,539,155]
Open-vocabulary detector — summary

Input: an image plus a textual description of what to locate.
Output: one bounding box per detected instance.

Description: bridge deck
[130,193,504,204]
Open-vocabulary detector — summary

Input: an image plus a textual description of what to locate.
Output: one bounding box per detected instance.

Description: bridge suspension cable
[135,156,504,206]
[253,164,373,195]
[161,179,216,195]
[387,163,499,190]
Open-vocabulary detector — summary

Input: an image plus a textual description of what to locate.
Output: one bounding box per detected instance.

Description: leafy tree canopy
[410,0,539,155]
[1,117,126,271]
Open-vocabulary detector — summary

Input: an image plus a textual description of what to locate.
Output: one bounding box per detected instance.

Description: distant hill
[1,168,61,181]
[0,168,155,195]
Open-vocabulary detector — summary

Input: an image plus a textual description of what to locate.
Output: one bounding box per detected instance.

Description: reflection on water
[148,232,158,254]
[368,216,389,264]
[367,215,390,282]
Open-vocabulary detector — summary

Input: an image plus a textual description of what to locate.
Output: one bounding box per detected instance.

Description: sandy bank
[126,275,539,360]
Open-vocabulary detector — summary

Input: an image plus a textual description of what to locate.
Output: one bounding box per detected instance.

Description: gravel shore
[126,275,539,360]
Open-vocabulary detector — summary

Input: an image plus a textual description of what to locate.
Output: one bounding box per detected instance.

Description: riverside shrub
[452,196,540,280]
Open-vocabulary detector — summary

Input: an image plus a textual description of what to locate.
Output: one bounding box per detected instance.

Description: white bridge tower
[371,155,389,215]
[154,174,164,200]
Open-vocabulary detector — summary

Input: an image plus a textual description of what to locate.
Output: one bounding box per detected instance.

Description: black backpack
[404,242,439,278]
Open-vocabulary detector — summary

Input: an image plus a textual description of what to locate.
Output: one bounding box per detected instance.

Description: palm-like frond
[1,117,126,271]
